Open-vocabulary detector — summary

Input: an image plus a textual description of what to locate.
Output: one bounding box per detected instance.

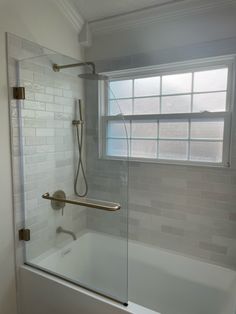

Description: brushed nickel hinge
[19,228,30,241]
[13,87,25,100]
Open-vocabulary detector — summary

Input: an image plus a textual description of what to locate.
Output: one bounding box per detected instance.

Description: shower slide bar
[42,192,121,211]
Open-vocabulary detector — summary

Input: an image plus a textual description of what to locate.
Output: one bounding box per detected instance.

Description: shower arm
[53,61,96,74]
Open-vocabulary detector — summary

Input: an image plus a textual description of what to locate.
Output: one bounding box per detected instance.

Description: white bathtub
[19,231,236,314]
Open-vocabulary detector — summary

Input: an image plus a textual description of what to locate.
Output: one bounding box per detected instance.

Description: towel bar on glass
[42,192,121,211]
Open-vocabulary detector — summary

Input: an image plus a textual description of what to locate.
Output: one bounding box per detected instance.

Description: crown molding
[54,0,85,33]
[89,0,236,36]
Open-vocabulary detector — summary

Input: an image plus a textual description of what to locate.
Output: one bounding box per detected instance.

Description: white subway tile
[35,111,54,120]
[35,93,53,103]
[24,100,45,111]
[21,109,35,118]
[46,103,63,112]
[36,128,55,137]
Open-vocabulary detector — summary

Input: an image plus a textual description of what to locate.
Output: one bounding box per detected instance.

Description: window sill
[100,155,230,169]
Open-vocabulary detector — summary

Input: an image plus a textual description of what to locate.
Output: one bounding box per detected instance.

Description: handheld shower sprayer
[78,99,82,122]
[72,99,83,125]
[73,99,88,197]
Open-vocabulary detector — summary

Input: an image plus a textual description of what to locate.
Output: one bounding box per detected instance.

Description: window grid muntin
[104,62,233,166]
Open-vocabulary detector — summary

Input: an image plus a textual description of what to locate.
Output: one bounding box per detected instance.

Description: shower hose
[74,116,88,198]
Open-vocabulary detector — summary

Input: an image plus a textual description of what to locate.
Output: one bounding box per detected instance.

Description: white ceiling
[72,0,183,22]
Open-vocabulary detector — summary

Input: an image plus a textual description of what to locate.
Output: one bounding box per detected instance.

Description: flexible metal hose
[74,119,88,198]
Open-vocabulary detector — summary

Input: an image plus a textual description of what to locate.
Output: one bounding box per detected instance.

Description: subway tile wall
[8,35,87,268]
[128,163,236,269]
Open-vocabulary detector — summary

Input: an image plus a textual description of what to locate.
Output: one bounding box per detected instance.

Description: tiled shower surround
[127,163,236,268]
[9,34,236,272]
[8,34,86,266]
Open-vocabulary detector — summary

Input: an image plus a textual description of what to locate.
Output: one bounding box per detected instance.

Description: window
[100,58,233,166]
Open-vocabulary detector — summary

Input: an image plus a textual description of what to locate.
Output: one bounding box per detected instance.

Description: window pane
[134,97,160,114]
[131,140,157,158]
[162,73,192,95]
[131,121,157,138]
[159,121,189,139]
[194,68,228,92]
[191,119,224,140]
[193,92,227,112]
[161,95,191,113]
[107,139,128,157]
[190,141,223,162]
[109,80,132,99]
[159,141,188,160]
[107,121,130,138]
[109,99,132,115]
[134,77,160,97]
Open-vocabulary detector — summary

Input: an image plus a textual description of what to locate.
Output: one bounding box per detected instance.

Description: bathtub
[19,231,236,314]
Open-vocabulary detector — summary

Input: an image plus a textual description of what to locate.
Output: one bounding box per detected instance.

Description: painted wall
[86,2,236,61]
[0,1,83,313]
[85,2,236,270]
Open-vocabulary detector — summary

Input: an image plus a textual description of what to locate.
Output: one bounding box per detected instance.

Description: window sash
[101,112,231,167]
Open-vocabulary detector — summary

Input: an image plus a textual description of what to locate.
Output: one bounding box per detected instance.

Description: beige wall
[0,1,82,313]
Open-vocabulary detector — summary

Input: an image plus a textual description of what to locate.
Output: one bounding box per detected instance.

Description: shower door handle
[42,192,121,211]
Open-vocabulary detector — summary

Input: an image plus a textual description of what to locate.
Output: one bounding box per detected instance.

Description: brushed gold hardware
[53,62,96,74]
[13,87,25,100]
[42,192,120,211]
[19,228,30,241]
[72,120,84,125]
[51,190,66,211]
[57,226,76,240]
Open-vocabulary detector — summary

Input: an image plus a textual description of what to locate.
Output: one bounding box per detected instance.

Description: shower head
[78,73,108,81]
[52,61,108,81]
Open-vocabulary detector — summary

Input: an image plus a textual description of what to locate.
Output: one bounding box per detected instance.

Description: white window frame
[98,56,235,167]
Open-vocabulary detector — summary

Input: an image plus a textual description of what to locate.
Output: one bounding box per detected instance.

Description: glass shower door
[10,36,129,305]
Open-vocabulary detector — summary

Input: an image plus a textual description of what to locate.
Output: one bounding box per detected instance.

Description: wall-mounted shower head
[78,73,108,81]
[52,61,108,81]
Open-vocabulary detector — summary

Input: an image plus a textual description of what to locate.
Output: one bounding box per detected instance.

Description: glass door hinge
[13,87,25,100]
[19,228,30,241]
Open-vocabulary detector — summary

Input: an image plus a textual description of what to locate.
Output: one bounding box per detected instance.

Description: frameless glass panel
[86,79,128,303]
[131,139,157,158]
[131,120,157,138]
[161,95,191,113]
[134,76,160,97]
[109,80,132,99]
[162,73,192,95]
[190,141,223,162]
[134,97,160,114]
[159,121,189,139]
[194,68,228,92]
[109,99,132,115]
[193,92,227,112]
[107,121,130,138]
[159,140,188,160]
[191,119,224,140]
[13,36,129,305]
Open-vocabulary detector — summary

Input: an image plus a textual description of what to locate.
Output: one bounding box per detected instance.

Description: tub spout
[56,226,76,240]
